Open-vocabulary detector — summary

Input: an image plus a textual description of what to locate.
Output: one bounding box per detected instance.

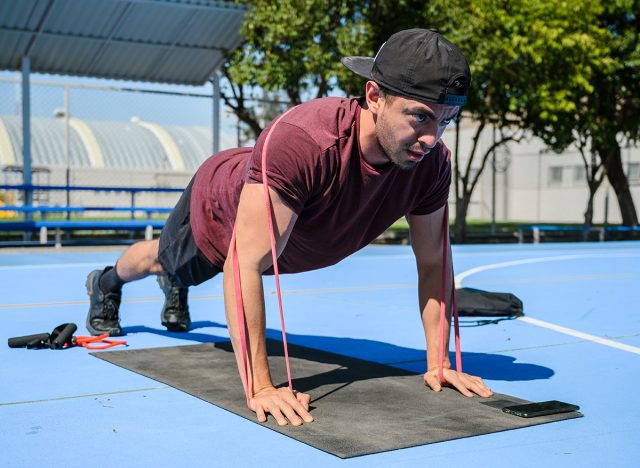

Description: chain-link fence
[0,76,224,213]
[1,74,639,227]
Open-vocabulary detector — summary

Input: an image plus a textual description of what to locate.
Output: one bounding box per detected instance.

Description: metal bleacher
[516,224,640,243]
[0,184,183,247]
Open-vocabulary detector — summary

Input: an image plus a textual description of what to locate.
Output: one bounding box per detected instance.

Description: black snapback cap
[341,28,471,106]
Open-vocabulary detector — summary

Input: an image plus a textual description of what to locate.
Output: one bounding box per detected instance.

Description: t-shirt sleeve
[409,143,452,216]
[245,121,322,215]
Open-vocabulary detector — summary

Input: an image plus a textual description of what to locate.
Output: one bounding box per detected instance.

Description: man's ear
[365,81,383,114]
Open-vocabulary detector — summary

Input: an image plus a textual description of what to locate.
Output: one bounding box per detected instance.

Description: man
[86,28,493,426]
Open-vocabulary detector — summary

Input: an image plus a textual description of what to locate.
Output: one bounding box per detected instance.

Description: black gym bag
[456,287,524,317]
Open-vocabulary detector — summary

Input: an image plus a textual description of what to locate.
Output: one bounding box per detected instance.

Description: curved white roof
[0,115,224,172]
[164,124,212,171]
[86,120,171,170]
[1,116,90,167]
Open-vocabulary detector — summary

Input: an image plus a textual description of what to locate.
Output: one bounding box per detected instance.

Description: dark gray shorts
[157,177,221,287]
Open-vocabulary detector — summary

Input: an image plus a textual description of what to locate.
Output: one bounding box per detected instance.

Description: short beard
[375,135,418,172]
[375,113,417,172]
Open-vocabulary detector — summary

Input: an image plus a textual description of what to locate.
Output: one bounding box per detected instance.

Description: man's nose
[418,128,439,150]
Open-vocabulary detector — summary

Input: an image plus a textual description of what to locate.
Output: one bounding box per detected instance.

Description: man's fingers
[279,401,304,426]
[430,369,473,397]
[464,374,493,398]
[447,372,475,397]
[295,391,313,419]
[269,406,288,426]
[284,390,313,423]
[446,371,492,398]
[458,373,493,397]
[251,388,314,425]
[296,391,311,410]
[256,406,267,423]
[463,374,481,384]
[468,375,486,387]
[425,369,493,398]
[424,373,442,392]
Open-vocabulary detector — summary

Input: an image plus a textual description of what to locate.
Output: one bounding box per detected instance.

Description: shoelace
[167,287,182,311]
[102,292,121,321]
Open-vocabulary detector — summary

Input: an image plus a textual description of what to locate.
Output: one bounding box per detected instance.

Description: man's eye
[413,114,426,123]
[441,118,452,126]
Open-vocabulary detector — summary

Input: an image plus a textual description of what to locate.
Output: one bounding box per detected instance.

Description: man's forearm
[418,247,453,371]
[223,259,273,396]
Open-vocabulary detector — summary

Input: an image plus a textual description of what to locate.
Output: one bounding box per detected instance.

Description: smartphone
[502,400,579,418]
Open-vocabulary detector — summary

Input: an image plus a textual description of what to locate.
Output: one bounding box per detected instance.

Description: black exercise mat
[92,341,582,458]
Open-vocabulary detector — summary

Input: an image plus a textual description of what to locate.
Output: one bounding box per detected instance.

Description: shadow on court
[122,320,554,385]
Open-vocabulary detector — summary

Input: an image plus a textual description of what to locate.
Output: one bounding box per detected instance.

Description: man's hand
[249,386,314,426]
[424,368,493,398]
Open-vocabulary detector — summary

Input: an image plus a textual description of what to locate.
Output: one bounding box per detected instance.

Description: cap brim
[341,56,374,80]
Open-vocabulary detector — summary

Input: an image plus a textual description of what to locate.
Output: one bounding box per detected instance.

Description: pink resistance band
[231,110,462,408]
[230,109,296,408]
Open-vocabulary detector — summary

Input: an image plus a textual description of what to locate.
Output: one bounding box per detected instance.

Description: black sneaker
[157,275,191,332]
[85,267,123,336]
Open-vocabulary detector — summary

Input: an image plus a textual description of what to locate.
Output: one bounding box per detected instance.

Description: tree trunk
[584,183,596,227]
[597,143,638,226]
[454,193,471,244]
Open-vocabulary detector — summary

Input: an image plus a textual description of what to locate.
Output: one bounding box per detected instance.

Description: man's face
[374,92,459,171]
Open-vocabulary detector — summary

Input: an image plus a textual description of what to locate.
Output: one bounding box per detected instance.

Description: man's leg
[115,239,164,281]
[86,239,163,337]
[85,176,215,336]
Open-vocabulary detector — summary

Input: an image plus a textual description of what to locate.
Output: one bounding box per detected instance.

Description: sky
[0,70,242,148]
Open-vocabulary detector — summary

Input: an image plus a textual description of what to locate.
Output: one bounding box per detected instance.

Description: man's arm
[223,182,313,426]
[408,205,493,397]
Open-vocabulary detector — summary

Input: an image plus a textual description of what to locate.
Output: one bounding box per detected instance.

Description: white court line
[1,250,637,272]
[456,252,640,355]
[0,262,105,271]
[455,252,640,287]
[0,386,168,407]
[0,286,413,310]
[518,316,640,355]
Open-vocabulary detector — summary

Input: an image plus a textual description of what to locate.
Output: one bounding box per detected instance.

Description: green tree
[522,0,639,226]
[424,0,616,240]
[221,0,373,138]
[577,1,639,226]
[222,0,638,233]
[221,1,429,138]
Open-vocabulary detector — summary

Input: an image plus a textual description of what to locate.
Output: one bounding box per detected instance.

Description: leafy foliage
[222,0,429,135]
[221,0,639,227]
[224,1,371,105]
[422,0,640,231]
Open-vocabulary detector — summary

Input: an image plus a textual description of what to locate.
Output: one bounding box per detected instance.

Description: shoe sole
[161,314,191,332]
[162,322,190,332]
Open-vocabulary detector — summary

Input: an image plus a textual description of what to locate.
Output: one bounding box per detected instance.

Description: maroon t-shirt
[190,97,451,273]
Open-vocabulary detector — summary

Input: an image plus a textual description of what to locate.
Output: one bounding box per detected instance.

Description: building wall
[441,123,640,224]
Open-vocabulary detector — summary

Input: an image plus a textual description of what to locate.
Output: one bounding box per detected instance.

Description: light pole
[64,86,71,220]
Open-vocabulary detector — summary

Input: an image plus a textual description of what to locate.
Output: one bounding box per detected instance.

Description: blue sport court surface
[1,241,638,467]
